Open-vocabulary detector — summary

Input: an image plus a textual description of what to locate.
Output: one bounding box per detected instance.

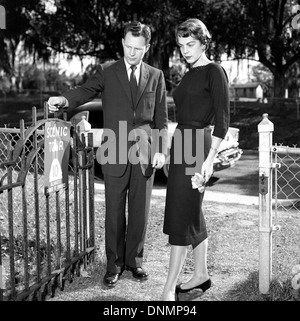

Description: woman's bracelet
[210,146,218,153]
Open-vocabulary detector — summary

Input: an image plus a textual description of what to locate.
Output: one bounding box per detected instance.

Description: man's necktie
[130,65,138,102]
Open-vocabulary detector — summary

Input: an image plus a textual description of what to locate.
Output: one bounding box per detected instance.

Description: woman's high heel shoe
[176,278,211,294]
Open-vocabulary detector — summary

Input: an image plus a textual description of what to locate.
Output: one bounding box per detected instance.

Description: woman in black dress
[162,19,229,301]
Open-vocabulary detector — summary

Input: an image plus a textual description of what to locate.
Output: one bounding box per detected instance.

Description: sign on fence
[44,120,71,194]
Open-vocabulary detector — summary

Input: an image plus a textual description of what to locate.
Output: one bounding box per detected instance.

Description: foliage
[251,63,273,95]
[206,0,300,99]
[286,61,300,97]
[30,0,124,60]
[1,0,300,99]
[20,64,78,92]
[0,0,52,73]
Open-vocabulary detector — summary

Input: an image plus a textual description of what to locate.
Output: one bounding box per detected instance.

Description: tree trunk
[272,72,286,115]
[162,52,170,92]
[148,45,171,92]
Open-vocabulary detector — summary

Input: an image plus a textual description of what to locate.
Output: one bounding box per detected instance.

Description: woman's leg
[162,245,188,301]
[180,238,210,290]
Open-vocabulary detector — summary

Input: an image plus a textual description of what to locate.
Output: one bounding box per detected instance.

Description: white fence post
[76,116,92,244]
[257,113,274,294]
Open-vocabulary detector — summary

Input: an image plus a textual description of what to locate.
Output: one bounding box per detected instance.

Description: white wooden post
[257,113,274,294]
[77,115,92,134]
[77,116,92,242]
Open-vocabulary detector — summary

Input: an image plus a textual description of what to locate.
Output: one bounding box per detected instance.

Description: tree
[286,61,300,97]
[0,0,51,73]
[205,0,300,103]
[0,0,54,94]
[27,0,135,61]
[25,0,182,89]
[2,0,299,105]
[124,0,182,90]
[251,63,273,96]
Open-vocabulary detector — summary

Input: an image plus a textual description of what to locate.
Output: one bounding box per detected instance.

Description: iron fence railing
[0,110,95,301]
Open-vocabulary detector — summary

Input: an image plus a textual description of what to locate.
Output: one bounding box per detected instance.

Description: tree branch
[284,50,300,71]
[45,43,103,58]
[227,56,260,62]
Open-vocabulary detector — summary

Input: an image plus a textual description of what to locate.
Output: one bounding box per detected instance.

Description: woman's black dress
[163,63,229,246]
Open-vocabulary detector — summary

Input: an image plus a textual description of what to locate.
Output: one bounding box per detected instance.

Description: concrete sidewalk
[94,182,258,206]
[151,187,258,206]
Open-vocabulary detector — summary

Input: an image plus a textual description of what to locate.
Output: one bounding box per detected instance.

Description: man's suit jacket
[63,58,168,177]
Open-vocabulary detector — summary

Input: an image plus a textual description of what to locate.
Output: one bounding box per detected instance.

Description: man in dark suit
[48,21,168,287]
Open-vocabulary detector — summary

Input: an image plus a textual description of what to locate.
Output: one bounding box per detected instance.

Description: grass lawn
[230,103,300,150]
[48,189,300,302]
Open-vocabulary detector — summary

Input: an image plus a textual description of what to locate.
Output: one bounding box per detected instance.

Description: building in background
[230,82,264,101]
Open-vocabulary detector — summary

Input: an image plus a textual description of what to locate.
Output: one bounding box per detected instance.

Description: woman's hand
[191,172,206,193]
[201,136,223,182]
[201,159,214,183]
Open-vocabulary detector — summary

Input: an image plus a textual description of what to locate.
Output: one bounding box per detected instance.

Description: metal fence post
[258,113,274,294]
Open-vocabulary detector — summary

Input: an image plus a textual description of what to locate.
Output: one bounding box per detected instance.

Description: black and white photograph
[0,0,300,310]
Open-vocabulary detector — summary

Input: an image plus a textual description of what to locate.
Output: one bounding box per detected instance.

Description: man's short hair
[124,21,151,45]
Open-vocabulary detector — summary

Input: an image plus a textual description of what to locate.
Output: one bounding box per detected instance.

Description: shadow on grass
[222,271,299,301]
[179,271,300,301]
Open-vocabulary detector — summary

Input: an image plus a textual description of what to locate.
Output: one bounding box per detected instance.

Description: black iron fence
[0,107,95,301]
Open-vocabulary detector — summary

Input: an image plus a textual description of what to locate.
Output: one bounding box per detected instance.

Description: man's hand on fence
[47,96,69,113]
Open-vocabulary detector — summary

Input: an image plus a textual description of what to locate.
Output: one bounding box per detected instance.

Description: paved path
[95,181,258,206]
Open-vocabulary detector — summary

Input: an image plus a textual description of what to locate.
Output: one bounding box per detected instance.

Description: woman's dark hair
[124,21,151,45]
[176,18,211,47]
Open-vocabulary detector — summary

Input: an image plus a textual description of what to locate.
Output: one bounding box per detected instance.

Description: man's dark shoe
[103,271,122,287]
[126,266,149,281]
